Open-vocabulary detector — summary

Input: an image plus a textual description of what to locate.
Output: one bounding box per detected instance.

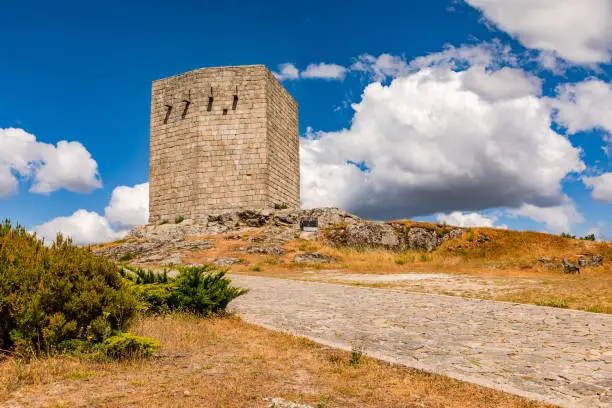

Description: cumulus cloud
[510,203,584,234]
[300,66,585,220]
[464,0,612,64]
[437,211,508,229]
[460,66,542,102]
[352,41,516,82]
[32,210,126,246]
[274,62,348,81]
[583,173,612,202]
[32,182,149,246]
[273,63,300,81]
[0,127,102,198]
[550,79,612,135]
[301,63,348,80]
[104,182,149,229]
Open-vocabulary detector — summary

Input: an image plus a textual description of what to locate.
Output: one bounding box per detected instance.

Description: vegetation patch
[0,220,138,357]
[535,297,569,309]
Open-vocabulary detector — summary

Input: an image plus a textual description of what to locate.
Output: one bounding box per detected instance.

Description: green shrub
[581,233,596,241]
[170,266,248,316]
[394,258,406,265]
[129,265,247,316]
[0,220,138,355]
[99,333,160,359]
[175,216,185,224]
[561,232,576,239]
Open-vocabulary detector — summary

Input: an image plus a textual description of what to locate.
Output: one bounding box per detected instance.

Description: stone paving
[229,275,612,408]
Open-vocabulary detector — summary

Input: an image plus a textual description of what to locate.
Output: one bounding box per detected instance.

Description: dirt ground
[0,315,552,408]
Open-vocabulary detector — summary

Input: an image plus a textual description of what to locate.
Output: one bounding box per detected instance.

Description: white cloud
[437,211,508,229]
[300,66,585,219]
[273,63,300,81]
[104,182,149,228]
[352,41,516,82]
[464,0,612,64]
[583,173,612,202]
[460,66,542,102]
[510,203,584,234]
[32,210,126,246]
[32,182,149,246]
[550,79,612,134]
[351,53,411,82]
[301,63,347,80]
[274,62,348,81]
[0,127,102,198]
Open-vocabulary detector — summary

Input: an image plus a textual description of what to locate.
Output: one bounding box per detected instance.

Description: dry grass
[0,314,552,408]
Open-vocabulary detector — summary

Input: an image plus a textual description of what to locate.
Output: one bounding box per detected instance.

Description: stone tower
[148,65,299,224]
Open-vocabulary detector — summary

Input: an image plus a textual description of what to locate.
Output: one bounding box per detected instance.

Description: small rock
[538,257,552,263]
[294,252,336,264]
[266,397,313,408]
[213,257,243,267]
[183,390,190,396]
[246,246,285,256]
[577,255,603,268]
[562,259,580,274]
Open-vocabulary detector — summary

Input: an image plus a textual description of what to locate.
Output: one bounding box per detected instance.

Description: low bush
[129,265,248,316]
[99,333,160,359]
[0,220,138,356]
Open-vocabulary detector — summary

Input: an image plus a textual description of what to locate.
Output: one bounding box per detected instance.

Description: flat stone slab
[229,275,612,408]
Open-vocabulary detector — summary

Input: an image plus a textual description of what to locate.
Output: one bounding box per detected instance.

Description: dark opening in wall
[207,97,214,112]
[181,100,191,119]
[232,95,238,110]
[222,108,228,115]
[163,105,172,124]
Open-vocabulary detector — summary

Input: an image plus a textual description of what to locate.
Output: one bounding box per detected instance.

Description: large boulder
[405,227,440,252]
[325,221,402,250]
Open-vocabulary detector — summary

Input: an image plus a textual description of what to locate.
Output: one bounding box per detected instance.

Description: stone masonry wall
[266,70,300,208]
[149,65,299,224]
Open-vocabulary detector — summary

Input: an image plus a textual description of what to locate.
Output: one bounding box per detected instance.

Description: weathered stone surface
[149,65,300,223]
[578,255,603,268]
[213,257,243,267]
[562,259,580,274]
[293,252,336,264]
[230,275,612,408]
[266,398,313,408]
[405,227,439,252]
[245,245,285,256]
[325,222,402,250]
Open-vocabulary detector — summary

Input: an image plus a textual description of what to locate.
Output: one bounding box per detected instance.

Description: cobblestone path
[229,275,612,408]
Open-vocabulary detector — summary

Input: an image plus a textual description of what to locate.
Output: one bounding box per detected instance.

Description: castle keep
[149,65,300,223]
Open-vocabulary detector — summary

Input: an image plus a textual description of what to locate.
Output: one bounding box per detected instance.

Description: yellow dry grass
[0,314,552,408]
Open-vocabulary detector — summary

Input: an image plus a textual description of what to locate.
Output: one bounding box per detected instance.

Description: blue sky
[1,0,611,244]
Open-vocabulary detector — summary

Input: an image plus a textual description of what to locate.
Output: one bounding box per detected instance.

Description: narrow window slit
[181,100,190,119]
[207,97,214,112]
[232,95,238,110]
[163,105,172,124]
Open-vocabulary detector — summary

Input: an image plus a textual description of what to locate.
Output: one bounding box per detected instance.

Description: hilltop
[94,207,612,314]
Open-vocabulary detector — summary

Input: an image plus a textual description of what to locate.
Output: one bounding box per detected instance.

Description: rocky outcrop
[94,207,465,266]
[325,222,465,252]
[577,255,603,268]
[562,259,580,274]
